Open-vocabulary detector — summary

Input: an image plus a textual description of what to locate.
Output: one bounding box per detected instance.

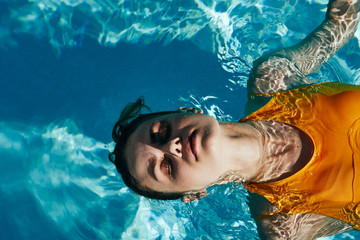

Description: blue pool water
[0,0,359,239]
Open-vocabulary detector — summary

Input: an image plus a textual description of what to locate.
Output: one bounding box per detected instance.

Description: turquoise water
[1,0,360,239]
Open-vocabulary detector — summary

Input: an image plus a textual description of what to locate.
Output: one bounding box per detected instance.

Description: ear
[181,189,207,203]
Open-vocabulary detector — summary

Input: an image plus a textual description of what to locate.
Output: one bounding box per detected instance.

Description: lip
[188,130,198,160]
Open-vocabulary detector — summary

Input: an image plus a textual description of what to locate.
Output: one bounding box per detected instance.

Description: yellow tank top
[240,82,360,229]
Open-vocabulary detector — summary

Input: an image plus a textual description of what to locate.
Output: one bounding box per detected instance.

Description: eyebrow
[147,154,158,181]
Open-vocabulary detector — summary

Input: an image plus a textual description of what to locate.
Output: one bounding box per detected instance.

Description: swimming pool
[1,0,359,239]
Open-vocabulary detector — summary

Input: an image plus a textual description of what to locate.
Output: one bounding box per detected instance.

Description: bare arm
[248,0,360,95]
[248,193,353,240]
[257,213,353,240]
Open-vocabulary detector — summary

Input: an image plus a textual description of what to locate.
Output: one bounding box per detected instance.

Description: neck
[218,121,264,183]
[217,120,310,185]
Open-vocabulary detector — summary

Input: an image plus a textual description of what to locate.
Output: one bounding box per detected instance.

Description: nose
[164,137,182,158]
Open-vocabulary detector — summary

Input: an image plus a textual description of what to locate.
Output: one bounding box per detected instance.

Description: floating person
[109,0,360,239]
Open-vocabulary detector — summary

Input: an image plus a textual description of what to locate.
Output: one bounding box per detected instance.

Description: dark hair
[109,98,185,200]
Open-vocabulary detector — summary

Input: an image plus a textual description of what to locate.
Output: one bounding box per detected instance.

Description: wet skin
[124,112,236,194]
[124,112,314,196]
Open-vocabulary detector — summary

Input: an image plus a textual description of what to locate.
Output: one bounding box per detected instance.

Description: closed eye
[150,121,171,145]
[160,156,172,177]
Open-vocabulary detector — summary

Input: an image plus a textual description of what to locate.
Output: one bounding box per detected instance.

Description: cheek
[176,163,220,189]
[175,164,199,186]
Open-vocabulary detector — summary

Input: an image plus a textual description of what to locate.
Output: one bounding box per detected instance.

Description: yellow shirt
[240,82,360,229]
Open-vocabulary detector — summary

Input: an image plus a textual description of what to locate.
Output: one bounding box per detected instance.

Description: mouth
[188,130,198,160]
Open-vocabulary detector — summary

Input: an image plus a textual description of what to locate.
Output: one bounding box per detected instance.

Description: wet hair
[109,98,185,200]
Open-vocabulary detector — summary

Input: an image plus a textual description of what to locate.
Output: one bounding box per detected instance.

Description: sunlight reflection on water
[1,0,360,239]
